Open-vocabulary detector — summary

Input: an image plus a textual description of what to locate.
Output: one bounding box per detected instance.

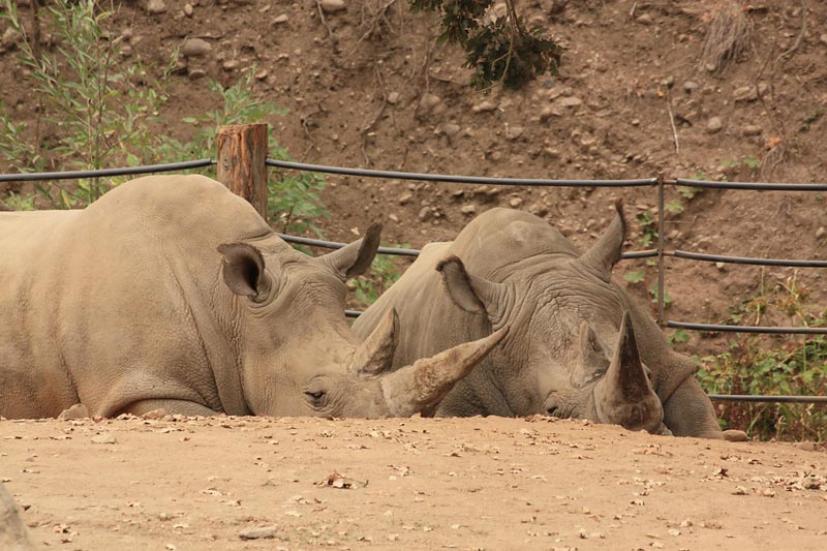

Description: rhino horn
[352,308,399,375]
[602,311,651,402]
[380,327,507,417]
[579,200,625,280]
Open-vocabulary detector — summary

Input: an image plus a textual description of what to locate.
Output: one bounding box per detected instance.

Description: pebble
[733,86,757,102]
[509,197,524,208]
[188,68,207,80]
[239,526,278,540]
[398,192,413,205]
[683,81,699,93]
[419,93,442,114]
[320,0,346,14]
[91,433,117,445]
[182,38,212,58]
[417,207,430,221]
[637,13,653,24]
[505,125,524,140]
[816,227,826,239]
[1,27,21,50]
[222,59,239,71]
[145,0,167,14]
[437,123,461,137]
[461,204,477,215]
[183,3,193,17]
[388,213,399,223]
[742,125,762,136]
[274,14,289,24]
[471,101,497,113]
[820,34,827,46]
[540,105,562,121]
[706,116,723,134]
[387,92,400,105]
[557,96,583,109]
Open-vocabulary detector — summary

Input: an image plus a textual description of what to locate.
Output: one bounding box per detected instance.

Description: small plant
[648,282,672,308]
[353,253,404,307]
[158,68,328,235]
[665,199,684,215]
[667,329,690,345]
[410,0,561,89]
[698,336,826,441]
[623,270,645,284]
[1,192,36,211]
[635,210,658,248]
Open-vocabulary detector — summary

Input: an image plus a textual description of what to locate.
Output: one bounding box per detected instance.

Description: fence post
[656,174,666,326]
[216,124,268,219]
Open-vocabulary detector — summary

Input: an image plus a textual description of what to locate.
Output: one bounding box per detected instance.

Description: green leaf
[665,199,684,215]
[623,270,645,284]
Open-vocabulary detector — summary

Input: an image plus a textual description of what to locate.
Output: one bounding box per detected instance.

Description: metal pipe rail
[708,394,827,404]
[666,321,827,335]
[671,250,827,268]
[674,177,827,192]
[267,159,659,188]
[0,159,214,182]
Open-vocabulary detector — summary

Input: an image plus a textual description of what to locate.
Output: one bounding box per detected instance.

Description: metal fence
[1,156,825,405]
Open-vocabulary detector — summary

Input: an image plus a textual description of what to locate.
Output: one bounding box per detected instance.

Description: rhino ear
[320,223,382,280]
[436,256,506,317]
[217,242,274,301]
[579,200,626,281]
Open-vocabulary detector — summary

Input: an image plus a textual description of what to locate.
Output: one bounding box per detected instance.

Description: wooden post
[216,124,268,219]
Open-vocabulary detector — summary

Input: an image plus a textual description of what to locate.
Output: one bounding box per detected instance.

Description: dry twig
[699,1,751,74]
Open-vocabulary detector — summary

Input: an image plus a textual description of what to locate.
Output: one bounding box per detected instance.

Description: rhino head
[217,224,504,418]
[436,204,668,434]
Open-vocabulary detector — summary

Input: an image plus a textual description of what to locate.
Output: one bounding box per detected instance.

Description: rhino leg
[662,377,726,439]
[122,399,219,417]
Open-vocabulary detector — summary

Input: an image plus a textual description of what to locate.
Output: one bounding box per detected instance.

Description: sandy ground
[1,415,825,551]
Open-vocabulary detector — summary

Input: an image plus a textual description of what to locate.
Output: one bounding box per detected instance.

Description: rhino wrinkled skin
[0,175,504,419]
[354,205,743,439]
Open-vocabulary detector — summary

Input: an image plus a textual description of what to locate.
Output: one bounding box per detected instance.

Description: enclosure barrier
[1,124,824,405]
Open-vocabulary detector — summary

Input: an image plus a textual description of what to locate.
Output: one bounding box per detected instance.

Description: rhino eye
[304,389,327,407]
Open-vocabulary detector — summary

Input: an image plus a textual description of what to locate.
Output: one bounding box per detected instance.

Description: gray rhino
[0,175,503,419]
[353,205,744,440]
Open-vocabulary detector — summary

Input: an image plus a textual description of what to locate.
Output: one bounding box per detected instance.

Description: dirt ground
[1,415,826,550]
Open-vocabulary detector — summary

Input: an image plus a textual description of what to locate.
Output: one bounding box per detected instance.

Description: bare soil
[1,415,826,550]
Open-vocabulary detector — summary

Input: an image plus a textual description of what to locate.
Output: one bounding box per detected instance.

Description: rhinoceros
[353,205,744,440]
[0,175,503,419]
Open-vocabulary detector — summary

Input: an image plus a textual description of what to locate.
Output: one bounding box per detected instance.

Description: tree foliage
[411,0,561,89]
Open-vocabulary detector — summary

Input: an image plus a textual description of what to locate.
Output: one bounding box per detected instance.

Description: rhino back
[0,175,270,418]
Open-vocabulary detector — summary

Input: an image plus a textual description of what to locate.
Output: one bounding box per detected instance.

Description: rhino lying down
[0,175,503,419]
[353,205,745,440]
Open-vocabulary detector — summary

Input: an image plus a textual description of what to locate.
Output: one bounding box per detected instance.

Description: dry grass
[699,1,752,74]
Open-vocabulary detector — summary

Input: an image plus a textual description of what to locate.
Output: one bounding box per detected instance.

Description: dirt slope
[2,0,824,345]
[1,415,826,550]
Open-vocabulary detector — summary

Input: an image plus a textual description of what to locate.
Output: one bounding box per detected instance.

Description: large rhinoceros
[353,205,744,440]
[0,483,33,551]
[0,175,503,419]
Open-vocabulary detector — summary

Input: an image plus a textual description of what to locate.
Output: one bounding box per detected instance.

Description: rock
[222,59,239,71]
[387,213,399,223]
[91,433,117,445]
[505,125,524,140]
[398,192,413,205]
[540,105,562,121]
[182,38,212,58]
[471,101,497,113]
[437,123,461,137]
[742,125,762,136]
[419,93,442,114]
[320,0,346,14]
[509,197,523,208]
[183,3,193,17]
[141,408,168,420]
[683,81,699,93]
[637,13,653,24]
[0,483,34,550]
[120,44,133,57]
[239,526,278,540]
[255,69,269,80]
[417,207,430,221]
[816,226,825,239]
[820,34,827,46]
[1,27,21,50]
[556,96,583,109]
[706,116,723,134]
[57,403,89,421]
[145,0,167,14]
[273,14,288,24]
[733,86,757,102]
[387,92,400,105]
[461,204,477,215]
[188,68,207,80]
